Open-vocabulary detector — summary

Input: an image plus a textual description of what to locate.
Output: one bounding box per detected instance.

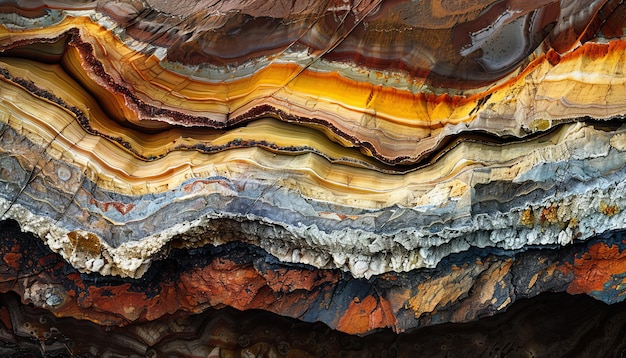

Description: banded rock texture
[1,0,626,337]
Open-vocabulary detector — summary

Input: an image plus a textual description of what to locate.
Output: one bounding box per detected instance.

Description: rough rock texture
[2,289,626,357]
[1,0,626,339]
[3,218,626,356]
[3,217,626,337]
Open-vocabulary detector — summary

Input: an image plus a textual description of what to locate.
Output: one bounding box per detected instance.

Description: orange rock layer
[2,219,626,337]
[1,0,626,339]
[2,288,625,357]
[2,14,626,164]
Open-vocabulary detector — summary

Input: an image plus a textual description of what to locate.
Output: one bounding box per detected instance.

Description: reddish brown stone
[2,252,21,270]
[337,296,377,334]
[1,218,626,335]
[568,242,626,295]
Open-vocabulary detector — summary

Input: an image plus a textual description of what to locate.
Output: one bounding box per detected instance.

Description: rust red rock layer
[1,0,626,346]
[2,219,626,335]
[2,290,626,357]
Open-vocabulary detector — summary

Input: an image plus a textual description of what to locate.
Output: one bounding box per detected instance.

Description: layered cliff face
[1,0,626,344]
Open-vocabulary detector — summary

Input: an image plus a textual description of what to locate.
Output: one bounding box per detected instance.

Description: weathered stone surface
[0,0,626,340]
[2,219,626,337]
[2,289,626,357]
[2,221,626,355]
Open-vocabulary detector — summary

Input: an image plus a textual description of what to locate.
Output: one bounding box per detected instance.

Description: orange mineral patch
[568,243,626,294]
[337,295,396,335]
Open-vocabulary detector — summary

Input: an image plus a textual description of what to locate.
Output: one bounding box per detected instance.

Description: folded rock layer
[0,0,626,336]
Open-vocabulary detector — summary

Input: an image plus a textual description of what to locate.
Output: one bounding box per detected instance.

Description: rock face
[2,288,626,357]
[0,0,626,340]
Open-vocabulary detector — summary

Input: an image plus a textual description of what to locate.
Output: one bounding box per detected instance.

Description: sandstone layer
[0,0,626,337]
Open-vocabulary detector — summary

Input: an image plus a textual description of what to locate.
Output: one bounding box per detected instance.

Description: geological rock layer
[1,0,626,336]
[2,288,626,357]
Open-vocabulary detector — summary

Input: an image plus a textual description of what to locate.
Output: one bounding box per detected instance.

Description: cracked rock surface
[1,0,626,338]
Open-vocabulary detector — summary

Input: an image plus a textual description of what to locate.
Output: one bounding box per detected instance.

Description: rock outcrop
[2,288,626,357]
[1,0,626,343]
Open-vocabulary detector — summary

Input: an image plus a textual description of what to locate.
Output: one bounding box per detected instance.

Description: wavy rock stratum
[1,0,626,343]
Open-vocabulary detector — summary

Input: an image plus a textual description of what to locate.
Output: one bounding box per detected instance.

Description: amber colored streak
[4,16,626,163]
[576,0,622,45]
[86,25,476,130]
[0,72,601,208]
[2,19,626,166]
[549,0,609,53]
[279,70,469,127]
[232,40,626,144]
[0,57,393,171]
[0,17,477,129]
[530,40,626,121]
[567,242,626,294]
[44,18,485,163]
